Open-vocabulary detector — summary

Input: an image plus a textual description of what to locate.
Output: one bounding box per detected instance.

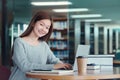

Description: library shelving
[48,18,69,63]
[80,21,85,44]
[68,19,75,64]
[113,30,116,51]
[98,27,104,54]
[89,24,95,55]
[71,21,119,55]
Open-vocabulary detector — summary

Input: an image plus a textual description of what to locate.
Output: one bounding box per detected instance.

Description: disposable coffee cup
[77,56,87,75]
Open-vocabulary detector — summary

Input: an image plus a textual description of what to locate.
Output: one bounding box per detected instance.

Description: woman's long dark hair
[10,11,53,66]
[20,11,53,41]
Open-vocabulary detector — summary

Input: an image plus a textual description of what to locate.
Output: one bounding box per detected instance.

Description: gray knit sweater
[9,37,61,80]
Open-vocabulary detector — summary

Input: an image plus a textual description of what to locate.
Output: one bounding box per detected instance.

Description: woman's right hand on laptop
[53,63,72,70]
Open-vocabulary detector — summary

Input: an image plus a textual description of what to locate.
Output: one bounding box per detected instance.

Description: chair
[0,66,11,80]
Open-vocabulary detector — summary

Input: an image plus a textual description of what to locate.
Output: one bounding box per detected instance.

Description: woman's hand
[53,63,72,70]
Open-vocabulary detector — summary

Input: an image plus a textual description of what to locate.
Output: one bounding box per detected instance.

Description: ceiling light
[53,8,88,12]
[71,14,102,18]
[31,1,72,6]
[85,19,112,22]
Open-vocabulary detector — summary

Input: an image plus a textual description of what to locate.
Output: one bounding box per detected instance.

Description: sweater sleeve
[44,42,63,64]
[12,38,54,72]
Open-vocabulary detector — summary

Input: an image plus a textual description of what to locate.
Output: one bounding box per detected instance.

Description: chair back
[0,66,11,80]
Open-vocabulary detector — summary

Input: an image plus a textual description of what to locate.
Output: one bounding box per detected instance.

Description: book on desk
[87,63,100,70]
[87,63,101,74]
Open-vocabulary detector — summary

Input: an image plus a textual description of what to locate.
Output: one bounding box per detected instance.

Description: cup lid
[77,56,87,58]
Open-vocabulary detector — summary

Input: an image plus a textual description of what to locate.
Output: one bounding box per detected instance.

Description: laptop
[58,44,90,71]
[73,44,90,71]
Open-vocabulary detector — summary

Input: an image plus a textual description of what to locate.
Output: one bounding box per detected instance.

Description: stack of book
[87,63,100,70]
[87,63,101,74]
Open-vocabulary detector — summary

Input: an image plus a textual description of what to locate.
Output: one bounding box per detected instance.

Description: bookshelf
[80,21,85,44]
[69,19,75,64]
[90,24,95,55]
[113,30,116,51]
[48,18,69,63]
[98,27,104,54]
[72,21,117,55]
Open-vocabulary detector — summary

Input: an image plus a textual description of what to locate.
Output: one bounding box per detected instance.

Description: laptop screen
[73,45,90,71]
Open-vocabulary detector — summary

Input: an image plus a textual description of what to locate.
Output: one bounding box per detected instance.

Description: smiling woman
[9,11,72,80]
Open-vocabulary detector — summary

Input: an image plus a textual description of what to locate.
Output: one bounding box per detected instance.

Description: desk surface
[26,67,120,80]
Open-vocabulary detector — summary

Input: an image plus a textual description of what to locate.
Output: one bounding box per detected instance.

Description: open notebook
[30,69,74,74]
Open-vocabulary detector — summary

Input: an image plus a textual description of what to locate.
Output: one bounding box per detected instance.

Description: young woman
[9,11,72,80]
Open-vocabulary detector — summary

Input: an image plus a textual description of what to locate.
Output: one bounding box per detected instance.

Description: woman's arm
[45,42,72,70]
[12,38,54,72]
[45,42,62,64]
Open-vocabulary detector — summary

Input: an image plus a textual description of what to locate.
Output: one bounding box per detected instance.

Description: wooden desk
[26,67,120,80]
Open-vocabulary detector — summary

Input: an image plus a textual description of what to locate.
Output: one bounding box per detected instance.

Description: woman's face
[33,19,51,37]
